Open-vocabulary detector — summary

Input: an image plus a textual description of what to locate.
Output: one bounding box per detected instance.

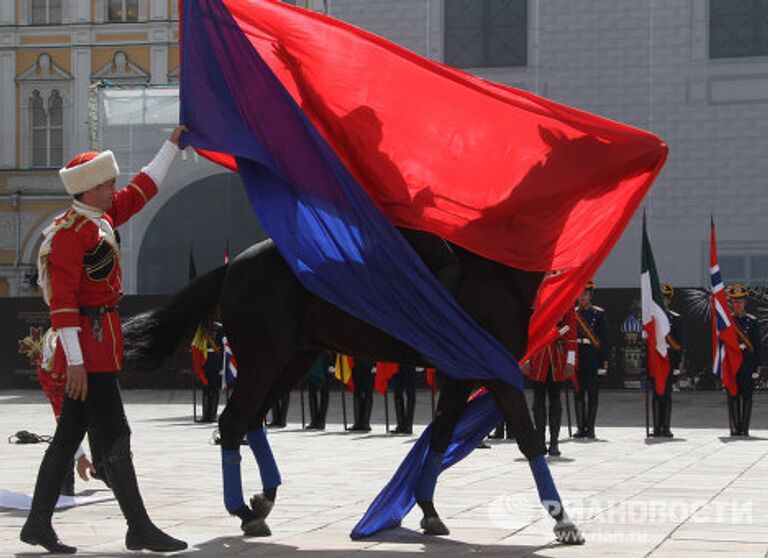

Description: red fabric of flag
[195,0,667,359]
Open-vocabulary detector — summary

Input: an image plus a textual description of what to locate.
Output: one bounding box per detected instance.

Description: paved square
[1,389,767,556]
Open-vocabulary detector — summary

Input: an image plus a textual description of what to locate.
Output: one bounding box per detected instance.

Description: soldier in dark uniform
[391,364,417,434]
[727,285,763,437]
[306,353,333,430]
[652,282,682,437]
[349,358,375,432]
[267,393,290,428]
[200,319,225,423]
[574,281,608,439]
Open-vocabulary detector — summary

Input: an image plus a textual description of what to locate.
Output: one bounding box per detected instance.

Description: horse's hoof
[554,520,584,545]
[242,517,271,537]
[250,493,275,520]
[420,516,450,536]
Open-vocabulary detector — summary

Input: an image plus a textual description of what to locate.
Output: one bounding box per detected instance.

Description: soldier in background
[652,282,682,437]
[306,353,333,430]
[727,285,763,437]
[349,358,375,432]
[391,364,417,434]
[574,281,608,439]
[525,308,577,456]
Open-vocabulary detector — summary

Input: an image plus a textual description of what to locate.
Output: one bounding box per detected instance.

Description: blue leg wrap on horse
[222,449,246,512]
[247,428,282,490]
[415,449,444,502]
[529,455,562,517]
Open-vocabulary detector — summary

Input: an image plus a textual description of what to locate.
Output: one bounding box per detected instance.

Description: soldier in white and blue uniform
[652,282,683,437]
[574,281,608,439]
[727,285,763,437]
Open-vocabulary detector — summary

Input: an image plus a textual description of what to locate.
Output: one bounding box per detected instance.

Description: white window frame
[103,0,146,23]
[19,0,70,25]
[28,88,65,169]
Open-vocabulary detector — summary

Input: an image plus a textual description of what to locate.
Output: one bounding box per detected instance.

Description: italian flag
[641,217,671,395]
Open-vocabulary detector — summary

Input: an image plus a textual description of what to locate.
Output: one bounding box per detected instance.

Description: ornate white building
[1,1,767,297]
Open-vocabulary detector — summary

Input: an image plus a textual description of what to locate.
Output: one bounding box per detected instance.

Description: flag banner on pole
[710,219,742,395]
[179,0,668,538]
[641,216,670,395]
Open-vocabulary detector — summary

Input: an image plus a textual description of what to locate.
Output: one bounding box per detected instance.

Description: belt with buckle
[80,306,118,342]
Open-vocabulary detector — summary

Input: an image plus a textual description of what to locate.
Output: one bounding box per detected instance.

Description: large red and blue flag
[178,0,667,537]
[710,219,742,395]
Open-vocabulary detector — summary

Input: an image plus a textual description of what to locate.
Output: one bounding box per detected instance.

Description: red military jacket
[45,173,157,374]
[528,307,578,383]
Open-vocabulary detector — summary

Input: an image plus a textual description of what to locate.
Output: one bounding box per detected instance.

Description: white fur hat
[59,150,120,196]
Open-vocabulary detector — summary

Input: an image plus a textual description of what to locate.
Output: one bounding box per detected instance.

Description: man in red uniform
[20,126,188,554]
[524,308,578,456]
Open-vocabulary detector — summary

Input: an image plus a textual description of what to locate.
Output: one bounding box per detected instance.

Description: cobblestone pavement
[1,389,767,557]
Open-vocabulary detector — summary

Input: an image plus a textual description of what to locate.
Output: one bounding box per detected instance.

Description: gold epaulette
[55,211,86,231]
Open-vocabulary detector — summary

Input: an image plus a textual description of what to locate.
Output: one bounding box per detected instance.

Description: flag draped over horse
[178,0,667,538]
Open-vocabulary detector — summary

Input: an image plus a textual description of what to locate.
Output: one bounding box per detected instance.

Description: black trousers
[532,373,562,440]
[391,366,416,429]
[52,373,131,460]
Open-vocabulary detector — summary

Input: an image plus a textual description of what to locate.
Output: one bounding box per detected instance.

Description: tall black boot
[741,398,753,437]
[652,396,662,437]
[349,391,364,431]
[404,391,416,434]
[361,391,373,431]
[306,388,320,429]
[317,388,329,430]
[20,441,77,554]
[393,389,405,433]
[573,396,586,438]
[662,397,673,438]
[548,394,562,456]
[103,437,187,552]
[277,394,289,427]
[201,389,218,423]
[728,396,741,436]
[586,395,599,440]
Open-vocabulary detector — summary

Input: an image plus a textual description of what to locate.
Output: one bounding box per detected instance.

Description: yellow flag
[334,353,352,384]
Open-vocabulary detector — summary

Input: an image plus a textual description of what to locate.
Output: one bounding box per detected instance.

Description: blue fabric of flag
[180,0,525,388]
[180,0,529,538]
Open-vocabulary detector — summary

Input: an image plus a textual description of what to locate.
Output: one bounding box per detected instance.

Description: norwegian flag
[710,218,743,395]
[222,335,238,388]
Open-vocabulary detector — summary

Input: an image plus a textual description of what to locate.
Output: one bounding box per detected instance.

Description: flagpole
[340,373,348,431]
[643,210,650,438]
[384,386,390,433]
[564,380,573,437]
[300,380,306,429]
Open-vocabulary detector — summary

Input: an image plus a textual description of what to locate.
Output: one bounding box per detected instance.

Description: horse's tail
[123,264,228,370]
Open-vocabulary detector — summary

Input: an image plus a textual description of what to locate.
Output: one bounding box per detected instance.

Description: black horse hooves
[250,493,275,520]
[242,517,271,537]
[420,516,450,536]
[232,505,272,537]
[554,520,585,545]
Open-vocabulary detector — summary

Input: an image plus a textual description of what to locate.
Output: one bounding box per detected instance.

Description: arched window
[30,88,63,168]
[48,90,63,167]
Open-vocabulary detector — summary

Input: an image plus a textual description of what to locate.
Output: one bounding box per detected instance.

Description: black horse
[124,236,584,544]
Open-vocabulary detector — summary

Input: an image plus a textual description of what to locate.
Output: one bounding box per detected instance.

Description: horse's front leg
[486,381,585,545]
[218,403,272,537]
[245,421,281,521]
[414,377,474,536]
